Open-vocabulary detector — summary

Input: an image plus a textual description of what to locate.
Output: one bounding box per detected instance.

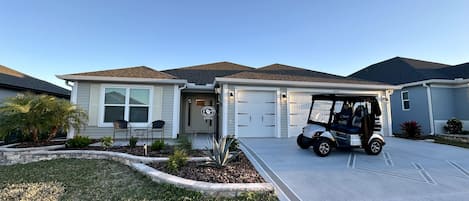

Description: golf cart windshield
[308,100,343,125]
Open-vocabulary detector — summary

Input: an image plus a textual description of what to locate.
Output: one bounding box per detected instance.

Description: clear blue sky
[1,0,468,89]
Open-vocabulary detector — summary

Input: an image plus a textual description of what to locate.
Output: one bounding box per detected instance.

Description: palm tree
[0,93,88,143]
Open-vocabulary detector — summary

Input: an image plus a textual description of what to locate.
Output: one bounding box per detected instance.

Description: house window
[103,87,151,124]
[401,91,410,110]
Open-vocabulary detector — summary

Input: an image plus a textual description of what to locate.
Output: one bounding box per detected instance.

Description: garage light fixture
[229,91,234,97]
[281,93,287,99]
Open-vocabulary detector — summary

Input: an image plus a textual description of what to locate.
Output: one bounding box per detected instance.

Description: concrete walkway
[241,137,469,201]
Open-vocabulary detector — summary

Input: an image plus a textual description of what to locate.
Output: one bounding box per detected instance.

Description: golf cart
[297,94,385,157]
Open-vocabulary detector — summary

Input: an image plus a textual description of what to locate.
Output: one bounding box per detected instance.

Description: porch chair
[113,120,130,140]
[150,120,165,141]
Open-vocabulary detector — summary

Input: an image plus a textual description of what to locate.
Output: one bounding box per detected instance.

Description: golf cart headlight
[314,132,322,137]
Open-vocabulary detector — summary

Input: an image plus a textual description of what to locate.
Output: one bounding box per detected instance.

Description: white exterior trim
[68,81,79,139]
[286,87,383,95]
[423,84,435,135]
[401,91,410,111]
[172,85,180,138]
[216,77,398,90]
[234,86,281,138]
[429,83,469,88]
[57,75,187,84]
[385,90,394,136]
[222,84,228,136]
[98,84,154,128]
[398,78,469,88]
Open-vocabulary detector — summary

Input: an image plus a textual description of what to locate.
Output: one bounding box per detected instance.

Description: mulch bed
[59,145,206,157]
[150,152,265,183]
[13,141,66,148]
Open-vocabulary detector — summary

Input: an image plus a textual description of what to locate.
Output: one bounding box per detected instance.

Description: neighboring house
[57,62,396,140]
[350,57,469,135]
[0,65,70,102]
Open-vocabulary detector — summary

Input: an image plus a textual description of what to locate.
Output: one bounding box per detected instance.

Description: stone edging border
[0,149,274,197]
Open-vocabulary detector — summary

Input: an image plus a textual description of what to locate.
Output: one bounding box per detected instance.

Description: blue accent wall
[454,87,469,119]
[430,87,455,120]
[391,87,431,134]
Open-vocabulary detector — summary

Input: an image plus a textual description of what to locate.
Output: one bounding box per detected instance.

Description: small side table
[131,128,149,141]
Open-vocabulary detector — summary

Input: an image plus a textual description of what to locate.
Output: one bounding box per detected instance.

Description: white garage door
[237,91,276,137]
[288,92,313,137]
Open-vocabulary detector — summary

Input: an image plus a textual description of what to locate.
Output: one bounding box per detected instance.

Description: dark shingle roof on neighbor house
[0,65,70,98]
[70,66,176,79]
[162,62,254,85]
[224,63,386,85]
[349,57,469,85]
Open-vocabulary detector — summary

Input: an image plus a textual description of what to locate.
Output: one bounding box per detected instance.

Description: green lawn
[0,159,278,201]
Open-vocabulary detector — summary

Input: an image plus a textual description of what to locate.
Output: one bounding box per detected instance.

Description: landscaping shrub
[101,136,113,148]
[66,135,92,148]
[167,149,188,173]
[151,140,165,151]
[205,137,239,168]
[444,118,463,134]
[0,93,88,143]
[129,136,138,148]
[400,121,421,139]
[2,129,22,144]
[176,135,192,151]
[226,135,239,151]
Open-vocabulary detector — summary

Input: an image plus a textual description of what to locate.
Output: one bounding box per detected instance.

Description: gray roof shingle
[0,65,70,98]
[162,62,253,85]
[224,63,386,85]
[69,66,176,79]
[349,57,453,85]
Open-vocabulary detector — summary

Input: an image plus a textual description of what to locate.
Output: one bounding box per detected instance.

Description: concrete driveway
[240,137,469,201]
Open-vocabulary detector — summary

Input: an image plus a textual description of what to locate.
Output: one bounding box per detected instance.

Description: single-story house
[350,57,469,135]
[0,64,70,101]
[57,62,397,139]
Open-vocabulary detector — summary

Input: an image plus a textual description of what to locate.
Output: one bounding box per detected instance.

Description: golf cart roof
[312,94,378,102]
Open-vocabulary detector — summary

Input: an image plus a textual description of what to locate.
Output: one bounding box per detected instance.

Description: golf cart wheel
[313,138,332,157]
[297,134,310,149]
[365,139,383,155]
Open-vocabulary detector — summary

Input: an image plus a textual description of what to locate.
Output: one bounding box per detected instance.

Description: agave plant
[205,136,239,168]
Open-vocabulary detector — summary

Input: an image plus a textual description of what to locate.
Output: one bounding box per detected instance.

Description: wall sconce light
[229,91,234,97]
[281,93,287,99]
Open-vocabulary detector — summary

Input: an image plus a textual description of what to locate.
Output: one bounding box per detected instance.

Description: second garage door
[237,90,276,137]
[288,92,313,137]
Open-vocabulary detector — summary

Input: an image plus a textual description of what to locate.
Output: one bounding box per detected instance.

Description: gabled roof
[162,62,253,85]
[223,63,385,85]
[0,65,70,98]
[69,66,176,79]
[349,57,452,85]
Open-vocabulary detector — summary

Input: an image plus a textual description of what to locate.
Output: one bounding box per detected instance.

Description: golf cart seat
[331,105,365,134]
[331,124,361,134]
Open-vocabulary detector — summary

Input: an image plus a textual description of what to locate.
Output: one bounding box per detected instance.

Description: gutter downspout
[175,84,187,138]
[423,83,435,135]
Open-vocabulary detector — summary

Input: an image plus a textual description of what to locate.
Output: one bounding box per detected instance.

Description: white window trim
[98,84,153,127]
[401,91,410,111]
